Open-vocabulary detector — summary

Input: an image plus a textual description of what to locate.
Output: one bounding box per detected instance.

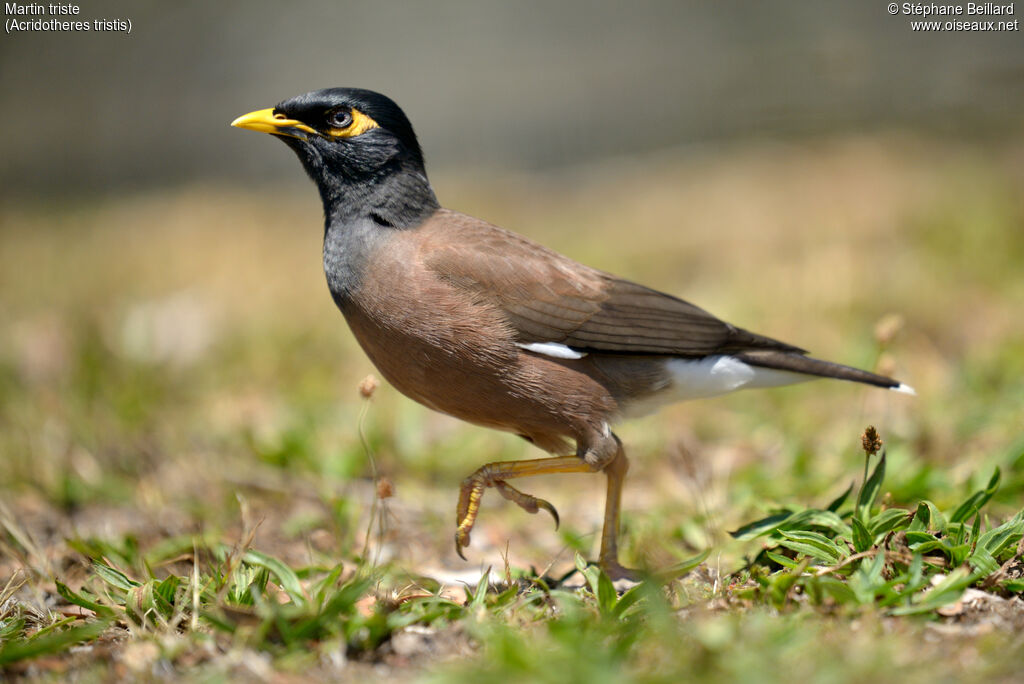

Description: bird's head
[232,88,433,218]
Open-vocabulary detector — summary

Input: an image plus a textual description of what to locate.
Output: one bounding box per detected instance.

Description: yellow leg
[454,446,638,580]
[597,448,638,581]
[455,456,592,559]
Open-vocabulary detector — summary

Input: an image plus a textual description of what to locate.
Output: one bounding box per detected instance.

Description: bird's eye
[328,109,354,129]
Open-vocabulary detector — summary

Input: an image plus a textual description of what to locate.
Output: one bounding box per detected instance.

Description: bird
[232,88,913,580]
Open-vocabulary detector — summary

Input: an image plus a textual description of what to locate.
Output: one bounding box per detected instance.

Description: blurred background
[2,0,1023,195]
[1,1,1022,577]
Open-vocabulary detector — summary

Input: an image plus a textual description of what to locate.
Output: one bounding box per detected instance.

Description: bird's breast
[326,224,622,450]
[322,216,389,307]
[337,236,519,410]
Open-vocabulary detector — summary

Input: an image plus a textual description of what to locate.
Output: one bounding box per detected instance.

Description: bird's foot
[454,479,484,560]
[493,480,560,529]
[599,558,643,583]
[454,526,472,560]
[454,466,563,561]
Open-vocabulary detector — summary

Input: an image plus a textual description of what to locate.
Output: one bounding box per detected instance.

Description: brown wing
[421,210,805,357]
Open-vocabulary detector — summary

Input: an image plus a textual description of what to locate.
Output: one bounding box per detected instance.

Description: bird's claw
[494,480,559,530]
[538,498,560,530]
[455,503,477,561]
[454,528,470,560]
[454,476,486,562]
[453,470,562,562]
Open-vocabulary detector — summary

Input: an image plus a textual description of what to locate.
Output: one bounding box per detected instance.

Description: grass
[1,132,1023,680]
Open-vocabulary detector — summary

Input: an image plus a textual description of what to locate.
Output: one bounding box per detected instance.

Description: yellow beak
[230,108,318,139]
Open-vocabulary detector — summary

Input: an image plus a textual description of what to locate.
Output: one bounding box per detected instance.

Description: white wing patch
[517,342,588,360]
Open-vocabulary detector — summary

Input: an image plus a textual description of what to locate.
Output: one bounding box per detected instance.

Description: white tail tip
[891,383,916,396]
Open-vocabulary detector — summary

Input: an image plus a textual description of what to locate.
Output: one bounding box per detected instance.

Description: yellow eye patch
[327,108,380,138]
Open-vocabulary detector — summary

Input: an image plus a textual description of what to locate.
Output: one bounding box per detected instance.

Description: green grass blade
[658,549,711,582]
[729,511,795,540]
[849,551,887,604]
[814,576,858,604]
[155,575,181,610]
[313,564,345,606]
[242,550,308,606]
[765,551,800,569]
[596,569,618,614]
[868,509,912,538]
[92,562,139,591]
[967,546,999,576]
[950,468,1001,524]
[0,618,112,666]
[611,582,650,619]
[784,509,851,537]
[851,517,872,553]
[778,530,844,564]
[889,568,976,616]
[55,581,115,618]
[976,510,1024,557]
[907,502,931,532]
[468,570,490,612]
[925,501,947,533]
[0,616,26,641]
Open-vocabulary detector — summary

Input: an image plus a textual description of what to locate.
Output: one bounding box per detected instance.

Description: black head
[233,88,438,225]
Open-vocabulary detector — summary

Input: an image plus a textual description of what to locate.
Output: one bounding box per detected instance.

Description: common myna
[232,88,913,579]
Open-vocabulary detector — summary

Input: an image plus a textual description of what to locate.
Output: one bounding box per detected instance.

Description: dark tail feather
[734,350,915,394]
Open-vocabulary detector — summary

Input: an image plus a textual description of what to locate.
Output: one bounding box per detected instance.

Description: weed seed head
[861,425,883,456]
[359,374,379,399]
